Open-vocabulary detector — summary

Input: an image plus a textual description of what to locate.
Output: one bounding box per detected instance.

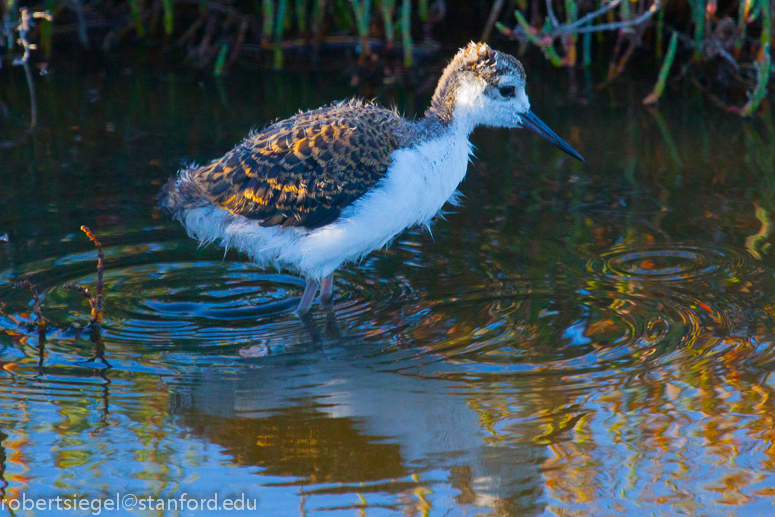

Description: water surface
[1,57,775,515]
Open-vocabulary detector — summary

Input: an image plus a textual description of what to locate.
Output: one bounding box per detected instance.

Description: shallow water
[2,57,775,515]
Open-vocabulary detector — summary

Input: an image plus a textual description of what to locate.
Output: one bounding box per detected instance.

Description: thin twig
[63,226,105,325]
[552,0,625,34]
[570,0,661,34]
[63,283,93,300]
[509,0,659,40]
[83,225,105,324]
[71,0,88,47]
[12,8,52,129]
[14,280,45,328]
[545,0,559,28]
[228,18,249,64]
[174,13,204,46]
[481,0,505,42]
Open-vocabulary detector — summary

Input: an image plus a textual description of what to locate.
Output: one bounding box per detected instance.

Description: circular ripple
[377,245,768,386]
[1,240,771,386]
[588,246,746,283]
[0,243,417,361]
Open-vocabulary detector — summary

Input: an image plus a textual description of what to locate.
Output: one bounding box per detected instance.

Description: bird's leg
[295,278,320,316]
[319,273,334,303]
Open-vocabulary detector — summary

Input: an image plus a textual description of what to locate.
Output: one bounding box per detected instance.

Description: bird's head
[427,42,583,162]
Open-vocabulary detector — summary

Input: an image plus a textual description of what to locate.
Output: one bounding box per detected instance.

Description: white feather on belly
[180,128,474,280]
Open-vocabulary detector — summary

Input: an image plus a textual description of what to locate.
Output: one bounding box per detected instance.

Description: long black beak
[521,110,584,162]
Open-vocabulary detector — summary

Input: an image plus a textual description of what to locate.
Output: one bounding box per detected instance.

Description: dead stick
[81,226,104,324]
[14,279,45,328]
[64,226,104,325]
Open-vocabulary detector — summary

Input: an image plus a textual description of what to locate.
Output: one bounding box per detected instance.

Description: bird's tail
[156,166,209,220]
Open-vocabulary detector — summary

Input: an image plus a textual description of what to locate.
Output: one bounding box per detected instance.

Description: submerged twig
[63,226,105,326]
[14,280,45,328]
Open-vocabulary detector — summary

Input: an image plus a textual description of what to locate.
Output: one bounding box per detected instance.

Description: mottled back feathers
[163,100,408,229]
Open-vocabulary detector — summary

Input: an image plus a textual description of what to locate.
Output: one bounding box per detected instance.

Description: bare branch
[545,0,559,28]
[552,0,625,34]
[63,283,93,300]
[14,279,45,328]
[80,226,105,325]
[569,0,661,34]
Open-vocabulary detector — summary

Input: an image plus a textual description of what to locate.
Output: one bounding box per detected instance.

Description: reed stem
[351,0,372,56]
[643,31,678,105]
[401,0,411,66]
[162,0,174,34]
[262,0,274,45]
[295,0,307,31]
[273,0,287,67]
[515,10,562,66]
[381,0,395,44]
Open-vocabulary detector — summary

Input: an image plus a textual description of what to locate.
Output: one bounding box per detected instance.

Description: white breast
[288,130,474,278]
[181,129,474,280]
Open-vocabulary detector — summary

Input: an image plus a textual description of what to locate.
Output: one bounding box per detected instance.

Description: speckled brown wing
[192,101,405,229]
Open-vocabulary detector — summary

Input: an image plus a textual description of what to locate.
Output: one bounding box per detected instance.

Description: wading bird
[158,42,583,315]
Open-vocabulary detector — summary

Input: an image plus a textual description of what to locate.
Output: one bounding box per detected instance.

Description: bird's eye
[499,86,516,98]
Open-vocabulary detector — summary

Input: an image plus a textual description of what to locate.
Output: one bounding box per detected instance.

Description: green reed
[41,0,54,57]
[262,0,274,45]
[296,0,307,32]
[690,0,704,60]
[513,11,562,66]
[214,42,229,75]
[381,0,396,45]
[418,0,428,21]
[351,0,372,54]
[274,0,287,68]
[643,31,678,105]
[656,3,664,59]
[162,0,174,35]
[401,0,412,66]
[582,31,591,67]
[128,0,144,36]
[1,0,772,115]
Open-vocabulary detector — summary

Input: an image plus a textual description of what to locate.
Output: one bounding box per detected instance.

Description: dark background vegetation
[0,0,772,125]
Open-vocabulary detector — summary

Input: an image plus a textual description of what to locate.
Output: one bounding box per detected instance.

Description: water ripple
[1,242,772,390]
[380,245,770,386]
[589,246,745,283]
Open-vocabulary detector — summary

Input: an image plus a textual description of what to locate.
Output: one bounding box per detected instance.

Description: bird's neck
[422,81,482,138]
